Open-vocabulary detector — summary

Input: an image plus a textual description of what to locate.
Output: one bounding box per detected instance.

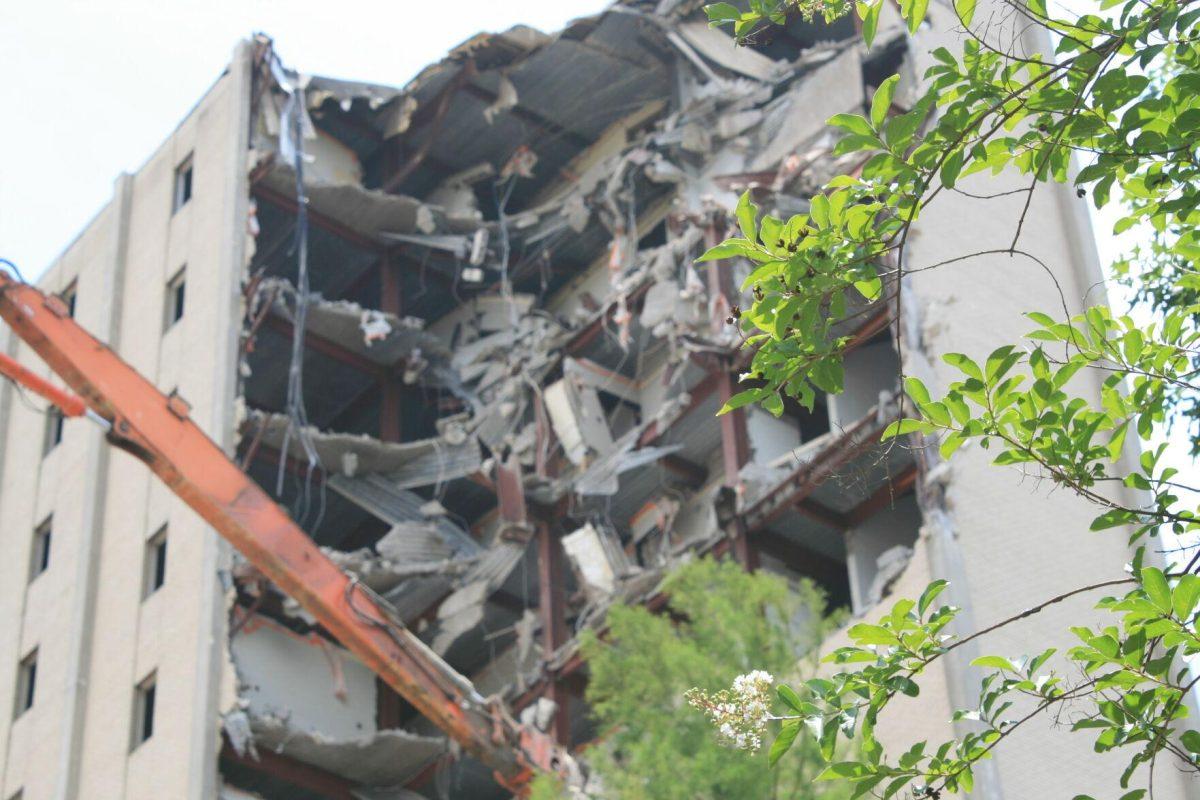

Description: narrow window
[165,268,186,330]
[14,649,36,718]
[143,527,167,598]
[30,517,51,581]
[172,155,193,213]
[43,407,64,455]
[60,280,77,318]
[132,672,156,748]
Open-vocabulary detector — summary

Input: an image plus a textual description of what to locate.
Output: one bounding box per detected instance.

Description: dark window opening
[60,280,77,318]
[30,517,51,581]
[43,407,64,455]
[173,156,193,213]
[14,649,36,718]
[165,268,186,330]
[132,672,156,748]
[144,526,167,598]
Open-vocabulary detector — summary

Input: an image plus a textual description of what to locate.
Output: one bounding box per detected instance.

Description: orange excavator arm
[0,272,567,794]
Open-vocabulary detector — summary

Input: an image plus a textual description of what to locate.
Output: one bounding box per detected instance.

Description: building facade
[1,2,1189,799]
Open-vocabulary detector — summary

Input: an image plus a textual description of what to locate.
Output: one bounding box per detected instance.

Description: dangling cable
[0,258,28,284]
[268,51,324,527]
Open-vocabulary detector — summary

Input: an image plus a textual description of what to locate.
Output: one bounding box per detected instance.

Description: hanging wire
[0,258,28,284]
[268,50,325,530]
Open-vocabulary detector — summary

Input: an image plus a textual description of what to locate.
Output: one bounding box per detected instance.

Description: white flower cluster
[685,670,775,752]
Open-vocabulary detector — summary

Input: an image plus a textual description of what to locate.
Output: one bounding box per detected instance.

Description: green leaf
[717,387,763,416]
[704,2,741,23]
[903,376,930,405]
[1173,575,1200,622]
[696,239,760,262]
[943,352,983,380]
[871,75,899,129]
[940,149,965,189]
[736,190,758,242]
[816,762,874,781]
[1141,567,1171,614]
[777,684,804,713]
[940,430,966,459]
[902,0,929,33]
[882,418,926,439]
[1180,729,1200,753]
[854,277,882,301]
[848,623,900,646]
[829,112,875,137]
[859,0,882,49]
[1091,509,1135,530]
[918,579,949,616]
[769,720,801,767]
[971,655,1018,671]
[954,0,976,25]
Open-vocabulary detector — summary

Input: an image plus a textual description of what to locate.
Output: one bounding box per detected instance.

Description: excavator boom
[0,271,564,793]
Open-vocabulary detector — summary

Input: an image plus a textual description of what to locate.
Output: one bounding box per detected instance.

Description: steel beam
[220,739,356,800]
[251,181,384,254]
[262,313,386,378]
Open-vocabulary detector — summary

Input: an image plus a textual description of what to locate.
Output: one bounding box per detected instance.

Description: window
[14,649,36,719]
[132,672,156,748]
[30,517,51,581]
[43,407,64,455]
[143,527,167,598]
[172,155,193,213]
[60,280,77,318]
[165,268,186,330]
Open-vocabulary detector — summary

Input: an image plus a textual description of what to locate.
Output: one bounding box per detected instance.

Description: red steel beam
[537,520,571,744]
[846,462,918,526]
[261,313,386,379]
[251,181,384,255]
[0,274,559,793]
[740,410,894,535]
[220,739,357,800]
[706,219,756,570]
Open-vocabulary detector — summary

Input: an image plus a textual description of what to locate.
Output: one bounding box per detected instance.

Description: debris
[227,11,925,796]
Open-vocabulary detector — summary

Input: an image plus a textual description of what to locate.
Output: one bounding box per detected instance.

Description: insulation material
[327,474,480,555]
[544,376,615,465]
[483,74,519,123]
[562,523,625,594]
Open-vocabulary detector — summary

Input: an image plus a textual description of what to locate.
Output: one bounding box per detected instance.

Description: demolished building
[2,2,1183,799]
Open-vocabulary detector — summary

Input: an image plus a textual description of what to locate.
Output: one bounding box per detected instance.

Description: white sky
[0,0,610,279]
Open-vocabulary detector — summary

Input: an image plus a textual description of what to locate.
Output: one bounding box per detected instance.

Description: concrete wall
[230,617,379,740]
[886,8,1198,799]
[0,44,251,800]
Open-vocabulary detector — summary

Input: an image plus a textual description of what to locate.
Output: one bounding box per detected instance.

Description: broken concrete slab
[246,410,482,486]
[247,714,444,786]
